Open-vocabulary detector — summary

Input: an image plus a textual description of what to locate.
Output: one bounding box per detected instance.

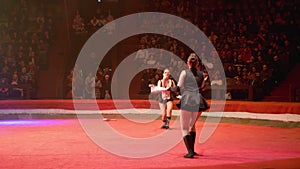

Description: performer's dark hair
[187,53,199,76]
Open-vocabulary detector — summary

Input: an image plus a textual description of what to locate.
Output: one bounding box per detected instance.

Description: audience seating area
[0,0,55,99]
[136,0,299,101]
[42,0,300,101]
[0,0,299,101]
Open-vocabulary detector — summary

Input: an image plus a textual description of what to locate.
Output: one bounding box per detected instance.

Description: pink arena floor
[0,118,300,169]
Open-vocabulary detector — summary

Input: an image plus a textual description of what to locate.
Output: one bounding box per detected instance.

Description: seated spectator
[90,16,99,30]
[70,86,84,99]
[210,71,223,86]
[219,43,233,63]
[247,56,256,69]
[64,68,73,99]
[15,51,25,66]
[42,30,53,43]
[37,39,49,51]
[247,66,258,84]
[72,10,87,33]
[231,76,248,99]
[134,44,149,68]
[20,67,32,83]
[208,31,218,44]
[235,66,243,78]
[241,74,249,85]
[0,78,9,98]
[105,10,115,34]
[150,73,161,87]
[225,65,237,78]
[101,74,111,99]
[260,64,273,96]
[242,67,249,82]
[238,42,252,63]
[104,90,111,100]
[139,69,153,94]
[5,44,16,65]
[95,76,102,99]
[252,72,263,101]
[103,67,112,78]
[98,14,107,27]
[270,55,283,86]
[84,72,96,99]
[235,54,245,66]
[27,61,36,83]
[0,67,11,81]
[21,74,33,87]
[96,67,105,82]
[67,66,84,99]
[10,73,23,97]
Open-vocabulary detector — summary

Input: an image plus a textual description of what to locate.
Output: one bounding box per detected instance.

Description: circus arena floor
[0,100,300,169]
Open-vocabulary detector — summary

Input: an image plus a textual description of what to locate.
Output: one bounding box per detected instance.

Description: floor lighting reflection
[0,120,68,126]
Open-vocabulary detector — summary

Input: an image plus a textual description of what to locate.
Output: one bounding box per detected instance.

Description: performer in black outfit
[173,53,209,158]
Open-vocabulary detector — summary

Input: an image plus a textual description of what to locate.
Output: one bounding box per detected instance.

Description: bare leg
[163,101,173,129]
[159,103,167,121]
[180,110,196,158]
[166,101,173,117]
[190,112,202,156]
[190,112,202,132]
[180,110,191,136]
[159,103,167,128]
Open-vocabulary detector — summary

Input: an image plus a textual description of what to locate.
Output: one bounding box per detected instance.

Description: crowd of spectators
[71,8,115,35]
[137,0,299,100]
[65,65,113,99]
[65,6,116,99]
[64,0,299,101]
[0,0,55,99]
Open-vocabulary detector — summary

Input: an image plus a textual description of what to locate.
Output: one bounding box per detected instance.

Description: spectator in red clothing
[238,43,252,63]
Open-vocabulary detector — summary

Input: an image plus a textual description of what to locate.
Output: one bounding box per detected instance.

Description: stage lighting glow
[0,120,66,126]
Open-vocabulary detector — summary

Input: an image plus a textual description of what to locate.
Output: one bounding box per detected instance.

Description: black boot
[161,120,167,129]
[190,131,199,156]
[183,135,194,158]
[165,117,171,129]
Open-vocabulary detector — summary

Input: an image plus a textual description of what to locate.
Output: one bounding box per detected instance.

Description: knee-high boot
[183,135,194,158]
[161,120,167,129]
[190,131,198,155]
[165,116,171,129]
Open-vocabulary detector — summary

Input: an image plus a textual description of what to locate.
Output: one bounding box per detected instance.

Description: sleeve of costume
[170,70,185,92]
[177,70,186,88]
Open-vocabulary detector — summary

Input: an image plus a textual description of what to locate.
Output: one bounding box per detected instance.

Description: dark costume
[177,69,209,112]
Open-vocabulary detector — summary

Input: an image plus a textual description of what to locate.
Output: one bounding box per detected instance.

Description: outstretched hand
[148,84,155,88]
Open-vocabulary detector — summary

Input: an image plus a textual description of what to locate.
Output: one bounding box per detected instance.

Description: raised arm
[157,80,162,87]
[201,72,209,89]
